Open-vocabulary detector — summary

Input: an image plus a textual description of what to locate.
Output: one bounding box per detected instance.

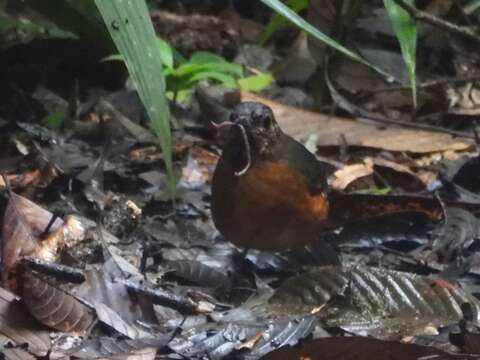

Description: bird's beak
[210,121,235,130]
[211,121,236,148]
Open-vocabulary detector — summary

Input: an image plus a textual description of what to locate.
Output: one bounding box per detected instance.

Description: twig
[324,58,476,139]
[355,115,474,139]
[117,278,199,314]
[370,75,480,93]
[22,257,86,283]
[393,0,480,43]
[39,213,60,239]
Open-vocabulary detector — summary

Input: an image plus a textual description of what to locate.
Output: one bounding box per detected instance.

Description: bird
[211,101,335,251]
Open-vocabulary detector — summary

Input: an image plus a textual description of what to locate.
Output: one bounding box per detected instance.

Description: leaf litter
[2,2,480,359]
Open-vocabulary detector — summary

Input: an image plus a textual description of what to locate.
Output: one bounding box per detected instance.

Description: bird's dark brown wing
[267,133,335,196]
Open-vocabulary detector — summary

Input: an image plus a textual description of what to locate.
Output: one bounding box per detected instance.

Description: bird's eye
[261,115,271,129]
[253,114,271,129]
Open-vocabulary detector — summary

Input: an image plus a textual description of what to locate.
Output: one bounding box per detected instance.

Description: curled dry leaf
[447,82,480,115]
[22,271,96,334]
[2,192,63,274]
[331,160,374,190]
[331,156,437,191]
[1,193,87,282]
[371,157,438,188]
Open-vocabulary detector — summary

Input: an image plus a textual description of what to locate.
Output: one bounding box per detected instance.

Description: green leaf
[384,0,417,108]
[366,186,392,195]
[95,0,175,194]
[262,0,309,44]
[173,49,188,65]
[187,72,238,88]
[0,16,19,32]
[203,62,243,76]
[157,37,174,69]
[0,15,45,34]
[166,89,192,103]
[164,63,200,78]
[464,0,480,15]
[172,62,243,78]
[42,111,66,129]
[101,54,124,62]
[238,72,274,91]
[260,0,391,78]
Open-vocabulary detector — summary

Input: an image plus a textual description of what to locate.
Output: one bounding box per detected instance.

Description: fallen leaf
[2,192,63,274]
[331,161,374,190]
[22,271,96,334]
[268,266,480,337]
[242,92,473,153]
[0,287,50,357]
[0,170,41,189]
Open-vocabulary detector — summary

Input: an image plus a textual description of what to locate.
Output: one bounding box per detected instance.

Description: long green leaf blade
[384,0,417,108]
[94,0,175,193]
[259,0,390,78]
[262,0,309,44]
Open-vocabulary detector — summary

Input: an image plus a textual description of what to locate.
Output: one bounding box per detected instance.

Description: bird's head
[213,102,281,176]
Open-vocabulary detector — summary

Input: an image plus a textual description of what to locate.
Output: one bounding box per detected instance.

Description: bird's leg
[227,247,254,303]
[237,247,249,270]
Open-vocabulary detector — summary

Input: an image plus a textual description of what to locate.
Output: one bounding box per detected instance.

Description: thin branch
[370,75,480,93]
[117,278,199,314]
[393,0,480,44]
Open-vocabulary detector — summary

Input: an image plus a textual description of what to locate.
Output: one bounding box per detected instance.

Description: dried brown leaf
[94,302,149,339]
[75,269,157,339]
[22,271,96,334]
[2,192,63,273]
[242,92,473,153]
[331,161,374,190]
[0,341,36,360]
[0,170,41,189]
[0,287,50,356]
[269,266,480,337]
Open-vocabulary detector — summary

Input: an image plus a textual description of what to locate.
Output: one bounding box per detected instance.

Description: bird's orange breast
[211,159,329,250]
[235,161,329,223]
